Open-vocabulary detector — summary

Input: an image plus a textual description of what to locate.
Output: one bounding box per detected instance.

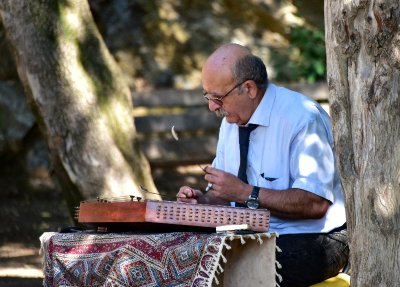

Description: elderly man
[177,43,349,287]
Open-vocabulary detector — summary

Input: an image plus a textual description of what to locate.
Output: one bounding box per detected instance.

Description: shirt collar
[247,83,276,127]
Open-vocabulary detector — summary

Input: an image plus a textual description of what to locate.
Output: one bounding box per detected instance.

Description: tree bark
[325,1,400,285]
[0,0,160,210]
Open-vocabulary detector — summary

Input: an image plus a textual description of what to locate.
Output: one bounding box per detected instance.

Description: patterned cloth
[40,231,276,287]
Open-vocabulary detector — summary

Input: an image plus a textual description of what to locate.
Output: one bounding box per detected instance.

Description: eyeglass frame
[203,80,247,105]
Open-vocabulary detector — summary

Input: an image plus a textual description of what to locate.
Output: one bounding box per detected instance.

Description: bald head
[202,43,268,93]
[203,44,251,78]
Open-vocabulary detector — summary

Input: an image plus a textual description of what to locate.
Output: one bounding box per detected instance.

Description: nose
[208,100,221,111]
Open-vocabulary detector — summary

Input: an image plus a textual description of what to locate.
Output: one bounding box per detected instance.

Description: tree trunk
[325,1,400,285]
[0,0,160,210]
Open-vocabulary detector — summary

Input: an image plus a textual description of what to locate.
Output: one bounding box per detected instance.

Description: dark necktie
[237,124,258,184]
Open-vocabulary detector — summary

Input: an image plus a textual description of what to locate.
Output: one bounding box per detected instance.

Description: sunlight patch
[299,154,318,176]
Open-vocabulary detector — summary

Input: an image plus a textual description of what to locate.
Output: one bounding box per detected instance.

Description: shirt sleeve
[289,113,335,202]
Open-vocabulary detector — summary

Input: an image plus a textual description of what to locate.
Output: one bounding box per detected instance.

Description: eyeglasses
[203,80,246,105]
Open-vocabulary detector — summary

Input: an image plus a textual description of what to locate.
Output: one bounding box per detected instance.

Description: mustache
[215,108,228,118]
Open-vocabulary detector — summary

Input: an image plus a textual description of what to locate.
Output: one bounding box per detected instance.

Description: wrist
[246,186,261,209]
[241,184,253,204]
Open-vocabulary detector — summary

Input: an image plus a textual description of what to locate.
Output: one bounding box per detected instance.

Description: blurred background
[0,0,327,285]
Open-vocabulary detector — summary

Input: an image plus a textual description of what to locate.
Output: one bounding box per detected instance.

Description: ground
[0,162,206,287]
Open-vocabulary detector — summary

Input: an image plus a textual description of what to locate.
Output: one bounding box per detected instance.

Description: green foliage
[270,25,326,83]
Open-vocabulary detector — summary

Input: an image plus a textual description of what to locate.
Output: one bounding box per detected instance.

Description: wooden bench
[132,82,329,168]
[133,88,221,168]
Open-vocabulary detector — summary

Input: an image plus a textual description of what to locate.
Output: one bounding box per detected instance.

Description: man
[177,43,349,287]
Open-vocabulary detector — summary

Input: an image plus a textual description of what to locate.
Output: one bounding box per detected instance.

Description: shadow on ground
[0,154,208,286]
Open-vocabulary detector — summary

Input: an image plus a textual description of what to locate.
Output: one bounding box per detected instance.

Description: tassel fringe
[275,260,282,269]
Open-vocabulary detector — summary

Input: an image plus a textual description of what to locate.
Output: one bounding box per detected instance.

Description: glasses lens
[204,94,222,105]
[212,99,223,105]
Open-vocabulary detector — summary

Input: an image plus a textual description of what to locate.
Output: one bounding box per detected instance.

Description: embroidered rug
[40,231,277,287]
[42,232,224,287]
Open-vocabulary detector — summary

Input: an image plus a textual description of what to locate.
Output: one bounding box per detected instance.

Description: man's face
[203,79,253,125]
[202,58,254,125]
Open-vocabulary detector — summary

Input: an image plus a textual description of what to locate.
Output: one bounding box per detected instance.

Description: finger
[177,186,192,198]
[204,172,218,183]
[205,166,216,174]
[177,197,198,204]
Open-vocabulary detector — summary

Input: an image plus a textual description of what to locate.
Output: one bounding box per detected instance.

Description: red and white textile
[40,231,277,287]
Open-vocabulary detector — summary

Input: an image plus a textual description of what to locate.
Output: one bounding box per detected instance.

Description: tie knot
[247,124,258,132]
[238,124,258,145]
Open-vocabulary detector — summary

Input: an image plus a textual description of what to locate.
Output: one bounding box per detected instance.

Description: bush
[270,25,326,83]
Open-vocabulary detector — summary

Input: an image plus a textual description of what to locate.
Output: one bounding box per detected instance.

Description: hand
[176,186,204,204]
[203,166,251,204]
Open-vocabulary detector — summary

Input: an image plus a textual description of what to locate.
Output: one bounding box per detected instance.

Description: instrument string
[83,194,195,203]
[83,187,185,203]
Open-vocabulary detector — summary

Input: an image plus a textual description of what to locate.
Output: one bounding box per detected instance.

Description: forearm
[238,186,330,219]
[263,188,330,219]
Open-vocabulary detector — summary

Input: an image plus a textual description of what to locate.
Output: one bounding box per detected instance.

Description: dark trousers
[275,224,349,287]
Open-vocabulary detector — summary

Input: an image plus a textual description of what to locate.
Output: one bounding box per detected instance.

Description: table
[40,231,277,287]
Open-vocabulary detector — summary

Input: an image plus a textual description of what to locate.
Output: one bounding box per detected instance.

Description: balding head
[202,43,252,93]
[202,43,268,93]
[203,43,251,74]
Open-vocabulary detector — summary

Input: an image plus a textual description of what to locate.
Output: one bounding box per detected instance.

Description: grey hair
[231,55,269,91]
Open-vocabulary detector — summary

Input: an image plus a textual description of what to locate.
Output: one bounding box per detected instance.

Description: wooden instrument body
[77,200,270,232]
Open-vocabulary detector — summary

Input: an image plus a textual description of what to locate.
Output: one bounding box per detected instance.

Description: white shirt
[212,84,346,235]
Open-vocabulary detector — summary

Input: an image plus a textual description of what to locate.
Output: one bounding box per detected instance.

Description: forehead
[202,64,234,93]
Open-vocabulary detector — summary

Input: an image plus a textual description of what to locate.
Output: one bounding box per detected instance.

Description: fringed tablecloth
[40,231,277,287]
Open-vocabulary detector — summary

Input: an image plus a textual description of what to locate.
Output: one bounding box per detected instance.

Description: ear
[243,80,258,99]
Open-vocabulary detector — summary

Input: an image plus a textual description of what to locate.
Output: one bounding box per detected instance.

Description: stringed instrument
[75,196,270,232]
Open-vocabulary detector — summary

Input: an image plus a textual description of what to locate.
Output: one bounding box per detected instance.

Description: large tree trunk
[325,1,400,286]
[0,0,160,210]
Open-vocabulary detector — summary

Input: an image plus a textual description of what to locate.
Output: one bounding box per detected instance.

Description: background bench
[132,82,329,169]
